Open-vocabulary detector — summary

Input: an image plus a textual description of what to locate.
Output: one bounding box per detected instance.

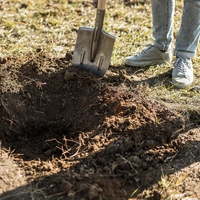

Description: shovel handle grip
[98,0,106,10]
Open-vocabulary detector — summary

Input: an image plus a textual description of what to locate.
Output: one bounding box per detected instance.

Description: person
[125,0,200,88]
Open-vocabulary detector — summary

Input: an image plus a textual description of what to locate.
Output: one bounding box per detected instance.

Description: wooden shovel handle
[98,0,106,10]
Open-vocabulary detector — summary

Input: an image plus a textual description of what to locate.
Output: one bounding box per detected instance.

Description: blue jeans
[151,0,200,58]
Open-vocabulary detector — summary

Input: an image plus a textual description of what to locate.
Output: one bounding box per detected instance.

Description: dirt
[0,51,200,200]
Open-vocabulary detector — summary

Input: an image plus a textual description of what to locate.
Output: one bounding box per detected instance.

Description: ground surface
[0,0,200,199]
[0,52,200,200]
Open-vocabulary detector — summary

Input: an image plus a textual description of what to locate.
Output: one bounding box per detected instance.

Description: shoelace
[175,58,191,75]
[137,44,153,57]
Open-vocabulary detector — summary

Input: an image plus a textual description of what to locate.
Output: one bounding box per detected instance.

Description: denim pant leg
[151,0,175,51]
[175,0,200,59]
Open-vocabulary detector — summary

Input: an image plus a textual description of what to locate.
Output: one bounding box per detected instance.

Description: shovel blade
[73,26,115,77]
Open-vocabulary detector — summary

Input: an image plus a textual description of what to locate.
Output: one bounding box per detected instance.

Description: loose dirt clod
[88,183,103,200]
[60,180,73,193]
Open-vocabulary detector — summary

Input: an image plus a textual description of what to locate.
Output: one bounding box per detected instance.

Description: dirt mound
[0,53,200,200]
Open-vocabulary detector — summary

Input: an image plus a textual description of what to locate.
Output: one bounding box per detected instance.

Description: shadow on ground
[0,53,200,200]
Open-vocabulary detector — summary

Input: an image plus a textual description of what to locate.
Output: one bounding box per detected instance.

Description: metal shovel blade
[73,26,115,77]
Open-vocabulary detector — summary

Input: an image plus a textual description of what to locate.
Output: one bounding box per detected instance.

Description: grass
[1,0,199,117]
[0,0,200,198]
[158,170,190,200]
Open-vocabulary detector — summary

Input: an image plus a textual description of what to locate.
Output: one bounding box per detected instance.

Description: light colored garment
[151,0,200,58]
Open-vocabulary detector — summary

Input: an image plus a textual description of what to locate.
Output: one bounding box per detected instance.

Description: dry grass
[0,0,200,198]
[1,0,199,117]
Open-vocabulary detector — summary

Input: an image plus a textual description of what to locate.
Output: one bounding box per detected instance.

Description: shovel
[73,0,115,77]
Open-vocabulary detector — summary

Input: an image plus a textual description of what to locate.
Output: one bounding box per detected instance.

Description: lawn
[0,0,200,199]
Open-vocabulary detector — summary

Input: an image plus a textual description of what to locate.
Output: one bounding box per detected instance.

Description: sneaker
[125,44,172,67]
[172,58,193,88]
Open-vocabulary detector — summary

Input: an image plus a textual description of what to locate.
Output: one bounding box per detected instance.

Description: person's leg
[174,0,200,58]
[125,0,175,67]
[172,0,200,88]
[152,0,175,51]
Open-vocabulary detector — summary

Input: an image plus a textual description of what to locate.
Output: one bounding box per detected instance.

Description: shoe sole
[125,59,168,67]
[172,79,193,89]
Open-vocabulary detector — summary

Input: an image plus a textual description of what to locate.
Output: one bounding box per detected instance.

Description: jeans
[151,0,200,58]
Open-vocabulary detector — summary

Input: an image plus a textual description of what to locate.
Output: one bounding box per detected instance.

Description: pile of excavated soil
[0,53,200,200]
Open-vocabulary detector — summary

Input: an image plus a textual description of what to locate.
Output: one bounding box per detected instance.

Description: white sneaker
[172,58,193,88]
[125,44,172,67]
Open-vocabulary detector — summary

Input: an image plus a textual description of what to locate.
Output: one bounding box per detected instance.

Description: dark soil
[0,52,200,200]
